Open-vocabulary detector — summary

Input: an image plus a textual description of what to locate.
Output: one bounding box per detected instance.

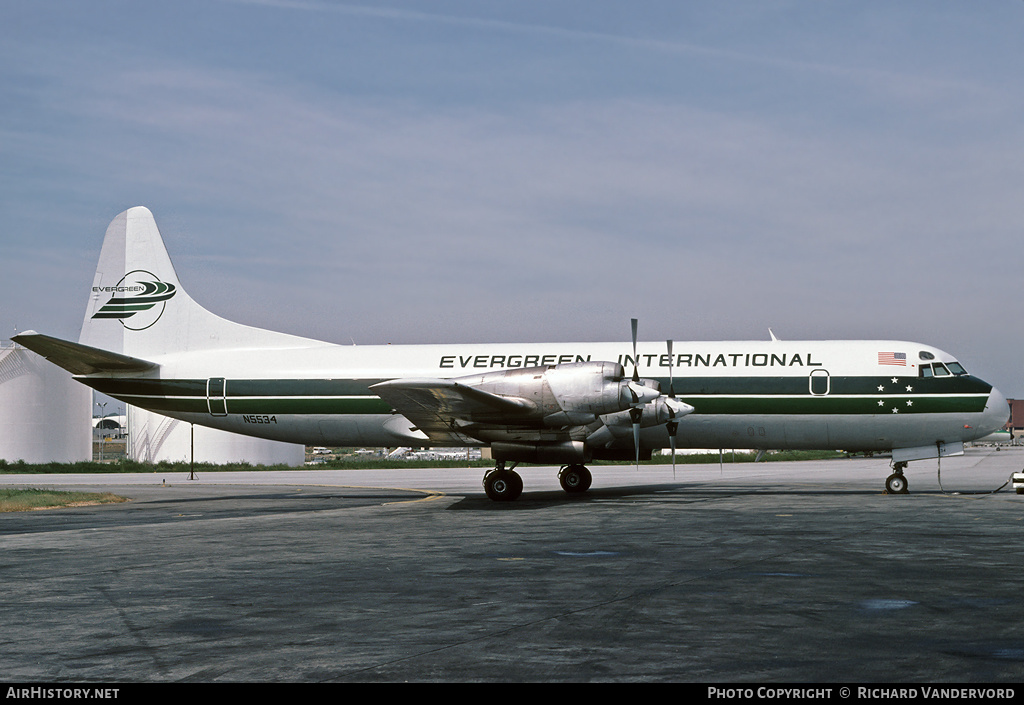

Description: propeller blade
[668,421,678,479]
[666,339,675,398]
[631,318,640,468]
[631,407,642,469]
[667,338,676,477]
[630,318,640,383]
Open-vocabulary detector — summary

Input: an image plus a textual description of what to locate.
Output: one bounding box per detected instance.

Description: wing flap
[12,331,158,375]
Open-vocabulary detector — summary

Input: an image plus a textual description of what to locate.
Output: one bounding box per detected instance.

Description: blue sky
[2,1,1022,396]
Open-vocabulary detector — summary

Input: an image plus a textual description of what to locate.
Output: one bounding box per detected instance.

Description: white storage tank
[0,344,91,463]
[128,406,304,466]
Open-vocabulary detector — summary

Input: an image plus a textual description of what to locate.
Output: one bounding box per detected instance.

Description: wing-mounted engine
[471,360,661,427]
[372,358,692,453]
[372,322,696,478]
[371,360,661,441]
[372,322,698,501]
[585,394,695,449]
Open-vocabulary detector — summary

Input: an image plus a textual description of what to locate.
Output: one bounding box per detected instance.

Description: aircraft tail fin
[79,207,318,359]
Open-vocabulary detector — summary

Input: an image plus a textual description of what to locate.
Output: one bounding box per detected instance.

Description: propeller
[629,318,643,469]
[625,320,692,473]
[666,339,678,478]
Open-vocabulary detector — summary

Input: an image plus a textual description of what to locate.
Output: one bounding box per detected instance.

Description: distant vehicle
[312,447,331,455]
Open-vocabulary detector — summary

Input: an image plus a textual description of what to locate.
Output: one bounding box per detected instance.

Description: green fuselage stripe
[82,375,992,417]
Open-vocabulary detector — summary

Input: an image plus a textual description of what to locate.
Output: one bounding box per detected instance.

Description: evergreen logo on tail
[92,269,177,330]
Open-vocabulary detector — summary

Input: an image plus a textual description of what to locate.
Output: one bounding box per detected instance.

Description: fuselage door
[207,377,228,416]
[809,369,830,396]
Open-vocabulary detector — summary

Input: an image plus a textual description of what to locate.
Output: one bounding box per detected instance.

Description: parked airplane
[14,207,1009,500]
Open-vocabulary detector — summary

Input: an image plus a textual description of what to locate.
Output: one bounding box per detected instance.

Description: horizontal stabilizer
[12,331,158,375]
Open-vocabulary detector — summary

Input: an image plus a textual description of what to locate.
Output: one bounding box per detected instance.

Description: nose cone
[665,397,695,417]
[626,380,661,406]
[981,386,1010,435]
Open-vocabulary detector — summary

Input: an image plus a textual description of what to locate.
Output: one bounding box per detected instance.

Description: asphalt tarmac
[1,448,1022,683]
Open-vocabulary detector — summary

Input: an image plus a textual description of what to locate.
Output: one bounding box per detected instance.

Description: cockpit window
[919,361,968,378]
[919,351,935,361]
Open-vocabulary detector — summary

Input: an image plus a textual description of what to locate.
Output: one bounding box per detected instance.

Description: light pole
[95,401,107,462]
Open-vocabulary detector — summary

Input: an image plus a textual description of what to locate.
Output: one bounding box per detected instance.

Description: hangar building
[0,344,91,463]
[1007,399,1024,432]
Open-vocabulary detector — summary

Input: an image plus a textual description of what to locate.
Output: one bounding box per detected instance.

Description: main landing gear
[885,461,910,494]
[482,462,595,501]
[483,461,524,502]
[558,464,592,494]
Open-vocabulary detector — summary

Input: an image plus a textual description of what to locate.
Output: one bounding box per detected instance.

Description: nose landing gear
[885,461,909,494]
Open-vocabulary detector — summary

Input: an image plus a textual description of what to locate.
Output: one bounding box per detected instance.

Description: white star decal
[878,385,885,392]
[878,400,886,406]
[891,377,899,384]
[905,385,913,392]
[906,399,913,407]
[892,407,899,413]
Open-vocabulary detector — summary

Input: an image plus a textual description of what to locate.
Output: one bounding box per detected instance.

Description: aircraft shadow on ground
[445,483,886,510]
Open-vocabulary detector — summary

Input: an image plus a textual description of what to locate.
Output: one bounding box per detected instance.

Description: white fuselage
[84,338,1009,455]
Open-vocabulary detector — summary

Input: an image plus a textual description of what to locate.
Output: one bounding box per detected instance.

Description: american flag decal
[878,352,907,366]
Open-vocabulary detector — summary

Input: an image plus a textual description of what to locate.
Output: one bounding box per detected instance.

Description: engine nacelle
[454,361,658,426]
[600,396,695,429]
[544,362,658,415]
[491,440,589,464]
[586,397,695,449]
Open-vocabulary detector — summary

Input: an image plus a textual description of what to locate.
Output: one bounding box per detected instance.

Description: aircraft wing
[11,331,158,375]
[370,378,538,444]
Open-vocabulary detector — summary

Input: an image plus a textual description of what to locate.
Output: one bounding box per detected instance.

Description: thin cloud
[221,0,1003,106]
[2,2,1022,394]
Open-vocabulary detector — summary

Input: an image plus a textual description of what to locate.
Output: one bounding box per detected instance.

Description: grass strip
[0,488,129,512]
[0,449,844,474]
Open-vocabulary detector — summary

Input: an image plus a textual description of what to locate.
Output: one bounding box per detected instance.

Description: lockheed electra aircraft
[14,207,1009,501]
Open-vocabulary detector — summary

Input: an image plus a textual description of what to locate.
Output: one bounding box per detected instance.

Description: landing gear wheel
[558,464,592,494]
[885,472,909,494]
[484,469,523,502]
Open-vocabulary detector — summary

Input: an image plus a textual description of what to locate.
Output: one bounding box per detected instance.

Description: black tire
[885,472,909,494]
[484,470,523,501]
[559,464,592,494]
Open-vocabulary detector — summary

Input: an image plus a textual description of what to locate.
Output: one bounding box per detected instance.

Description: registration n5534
[242,415,277,424]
